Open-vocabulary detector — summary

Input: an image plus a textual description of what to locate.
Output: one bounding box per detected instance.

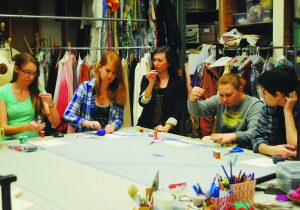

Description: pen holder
[230,180,256,203]
[211,190,233,210]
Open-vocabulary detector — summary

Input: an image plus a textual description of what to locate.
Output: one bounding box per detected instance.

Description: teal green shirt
[0,83,38,140]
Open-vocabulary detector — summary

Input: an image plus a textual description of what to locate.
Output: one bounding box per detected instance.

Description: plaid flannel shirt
[63,78,124,132]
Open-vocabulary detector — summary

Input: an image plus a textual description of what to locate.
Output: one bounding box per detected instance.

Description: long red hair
[95,50,127,106]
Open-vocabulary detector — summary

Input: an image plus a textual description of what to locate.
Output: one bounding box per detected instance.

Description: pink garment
[56,62,69,119]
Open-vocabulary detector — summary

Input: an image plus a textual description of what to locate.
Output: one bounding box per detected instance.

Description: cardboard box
[199,24,216,43]
[186,24,199,43]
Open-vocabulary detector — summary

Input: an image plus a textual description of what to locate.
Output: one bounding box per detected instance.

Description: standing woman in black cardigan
[137,46,185,134]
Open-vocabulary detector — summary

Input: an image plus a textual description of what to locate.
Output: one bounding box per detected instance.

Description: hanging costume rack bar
[222,46,293,51]
[33,46,152,50]
[0,14,147,22]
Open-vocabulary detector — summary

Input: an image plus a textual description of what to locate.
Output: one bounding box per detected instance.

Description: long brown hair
[11,53,42,118]
[95,50,127,106]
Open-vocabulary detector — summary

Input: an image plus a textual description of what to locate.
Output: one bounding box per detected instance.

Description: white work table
[0,127,297,209]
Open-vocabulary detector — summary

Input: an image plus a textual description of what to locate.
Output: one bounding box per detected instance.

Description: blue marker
[221,165,230,184]
[193,184,200,195]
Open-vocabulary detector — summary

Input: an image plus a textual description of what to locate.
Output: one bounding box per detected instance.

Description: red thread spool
[154,130,158,139]
[40,131,45,138]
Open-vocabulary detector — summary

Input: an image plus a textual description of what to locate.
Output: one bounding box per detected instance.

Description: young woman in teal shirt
[0,52,60,140]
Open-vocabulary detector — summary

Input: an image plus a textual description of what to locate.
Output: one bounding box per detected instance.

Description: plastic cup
[152,191,173,210]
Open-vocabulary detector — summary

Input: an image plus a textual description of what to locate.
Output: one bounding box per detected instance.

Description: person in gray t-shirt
[188,73,263,149]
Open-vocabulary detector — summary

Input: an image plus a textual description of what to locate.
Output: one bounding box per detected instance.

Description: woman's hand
[39,93,54,107]
[82,120,101,130]
[105,124,116,134]
[189,87,205,102]
[146,70,158,86]
[27,121,46,132]
[154,124,172,133]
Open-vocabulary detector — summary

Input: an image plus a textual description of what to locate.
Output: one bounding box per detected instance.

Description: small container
[276,162,300,193]
[233,13,248,25]
[154,130,158,139]
[40,131,45,138]
[18,136,28,144]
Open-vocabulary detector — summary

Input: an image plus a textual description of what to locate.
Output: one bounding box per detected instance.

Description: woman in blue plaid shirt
[63,50,126,133]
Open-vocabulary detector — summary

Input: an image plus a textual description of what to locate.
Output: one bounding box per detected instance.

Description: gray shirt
[187,95,263,148]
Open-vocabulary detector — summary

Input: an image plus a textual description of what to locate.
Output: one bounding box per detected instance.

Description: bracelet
[49,102,55,108]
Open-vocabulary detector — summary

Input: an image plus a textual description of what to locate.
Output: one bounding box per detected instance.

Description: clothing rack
[0,14,147,22]
[33,46,152,50]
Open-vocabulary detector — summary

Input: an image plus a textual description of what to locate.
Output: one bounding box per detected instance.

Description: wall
[39,0,62,45]
[273,0,284,60]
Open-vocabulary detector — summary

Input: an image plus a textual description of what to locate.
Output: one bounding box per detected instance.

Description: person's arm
[138,74,156,106]
[39,93,61,128]
[235,100,264,147]
[108,104,124,131]
[284,91,298,146]
[257,144,296,158]
[63,83,87,127]
[0,99,45,135]
[187,94,219,118]
[252,105,274,152]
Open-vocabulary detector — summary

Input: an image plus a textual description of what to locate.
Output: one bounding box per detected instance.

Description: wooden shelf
[226,22,272,29]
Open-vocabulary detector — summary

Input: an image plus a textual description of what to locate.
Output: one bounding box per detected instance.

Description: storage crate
[186,24,199,43]
[276,162,300,193]
[199,24,216,43]
[186,0,216,12]
[246,0,272,23]
[294,21,300,46]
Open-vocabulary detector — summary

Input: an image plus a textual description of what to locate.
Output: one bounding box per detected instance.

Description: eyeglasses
[19,68,37,77]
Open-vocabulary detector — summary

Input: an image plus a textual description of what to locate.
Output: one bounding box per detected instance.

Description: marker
[221,165,230,184]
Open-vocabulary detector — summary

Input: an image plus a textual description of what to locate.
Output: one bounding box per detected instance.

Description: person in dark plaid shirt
[252,67,298,158]
[63,50,126,134]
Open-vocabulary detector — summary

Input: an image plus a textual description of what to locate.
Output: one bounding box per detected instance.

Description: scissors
[224,147,244,156]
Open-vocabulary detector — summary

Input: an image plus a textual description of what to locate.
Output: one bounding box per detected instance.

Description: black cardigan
[137,76,186,134]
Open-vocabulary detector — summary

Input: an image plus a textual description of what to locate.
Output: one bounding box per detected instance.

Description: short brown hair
[218,73,246,90]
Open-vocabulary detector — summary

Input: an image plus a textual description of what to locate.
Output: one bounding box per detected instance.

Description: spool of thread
[18,136,28,144]
[215,151,221,159]
[40,131,45,138]
[95,129,106,136]
[154,130,158,139]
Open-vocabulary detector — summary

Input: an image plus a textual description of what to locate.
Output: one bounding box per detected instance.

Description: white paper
[163,140,190,147]
[241,157,275,168]
[30,139,68,147]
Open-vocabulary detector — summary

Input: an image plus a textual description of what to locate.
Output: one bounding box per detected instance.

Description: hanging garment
[190,65,220,137]
[122,58,132,127]
[155,0,181,52]
[129,56,138,124]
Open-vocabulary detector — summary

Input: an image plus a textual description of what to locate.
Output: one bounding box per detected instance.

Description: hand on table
[82,120,101,130]
[105,124,116,134]
[210,133,237,145]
